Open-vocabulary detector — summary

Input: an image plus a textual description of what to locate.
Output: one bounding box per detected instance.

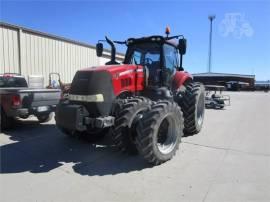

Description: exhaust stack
[105,36,119,65]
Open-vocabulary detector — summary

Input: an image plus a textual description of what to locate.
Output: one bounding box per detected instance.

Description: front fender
[172,71,193,91]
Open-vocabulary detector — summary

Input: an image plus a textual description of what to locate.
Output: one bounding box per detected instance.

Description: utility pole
[208,15,215,73]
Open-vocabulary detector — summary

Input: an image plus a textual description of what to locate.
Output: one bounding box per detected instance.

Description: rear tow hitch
[85,116,115,128]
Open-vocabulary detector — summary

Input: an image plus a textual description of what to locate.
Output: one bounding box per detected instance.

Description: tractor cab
[124,36,183,88]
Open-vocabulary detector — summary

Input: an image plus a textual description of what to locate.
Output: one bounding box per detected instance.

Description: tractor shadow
[1,118,51,142]
[0,121,151,176]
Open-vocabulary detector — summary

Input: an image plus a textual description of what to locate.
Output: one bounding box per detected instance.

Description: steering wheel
[144,58,153,65]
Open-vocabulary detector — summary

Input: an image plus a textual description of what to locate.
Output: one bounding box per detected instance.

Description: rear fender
[172,71,193,92]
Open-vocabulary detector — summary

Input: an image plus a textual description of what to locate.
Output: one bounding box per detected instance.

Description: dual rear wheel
[177,82,205,135]
[136,101,184,165]
[113,81,205,165]
[112,97,151,154]
[112,97,184,165]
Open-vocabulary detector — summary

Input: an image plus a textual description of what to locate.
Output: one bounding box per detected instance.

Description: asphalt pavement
[1,91,270,202]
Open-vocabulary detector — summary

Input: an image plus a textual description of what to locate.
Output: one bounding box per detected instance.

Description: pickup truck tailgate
[16,89,61,107]
[31,89,61,106]
[20,89,61,107]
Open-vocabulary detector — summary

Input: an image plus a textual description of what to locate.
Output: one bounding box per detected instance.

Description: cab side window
[163,44,178,72]
[131,51,142,65]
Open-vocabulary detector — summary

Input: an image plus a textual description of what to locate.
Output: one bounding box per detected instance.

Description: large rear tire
[136,101,184,165]
[112,97,151,154]
[178,82,205,135]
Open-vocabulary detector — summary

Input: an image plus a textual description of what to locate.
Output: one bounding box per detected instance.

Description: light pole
[208,15,215,73]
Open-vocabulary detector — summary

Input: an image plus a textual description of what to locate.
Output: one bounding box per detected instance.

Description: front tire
[136,101,184,165]
[178,82,205,135]
[112,97,151,154]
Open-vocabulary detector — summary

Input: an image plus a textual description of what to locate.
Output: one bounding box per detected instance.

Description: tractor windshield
[125,42,161,85]
[126,42,161,66]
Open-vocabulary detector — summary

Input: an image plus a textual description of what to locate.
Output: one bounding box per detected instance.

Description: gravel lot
[1,92,270,202]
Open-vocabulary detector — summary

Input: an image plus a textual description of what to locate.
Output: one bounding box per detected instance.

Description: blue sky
[1,0,270,80]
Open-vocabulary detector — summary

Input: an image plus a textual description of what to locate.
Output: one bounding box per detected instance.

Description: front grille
[121,78,132,87]
[69,70,115,117]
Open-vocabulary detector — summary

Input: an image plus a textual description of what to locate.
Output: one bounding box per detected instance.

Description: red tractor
[55,29,205,165]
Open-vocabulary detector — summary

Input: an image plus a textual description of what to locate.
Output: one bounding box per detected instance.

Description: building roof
[192,72,255,79]
[0,21,125,60]
[255,81,270,85]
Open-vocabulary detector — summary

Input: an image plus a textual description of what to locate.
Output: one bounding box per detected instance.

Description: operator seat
[143,61,173,101]
[147,61,161,86]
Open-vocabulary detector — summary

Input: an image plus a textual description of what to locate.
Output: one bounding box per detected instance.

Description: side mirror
[178,38,187,55]
[96,43,103,57]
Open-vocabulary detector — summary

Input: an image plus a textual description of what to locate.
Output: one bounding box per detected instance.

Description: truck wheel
[210,102,215,108]
[136,101,184,165]
[112,97,151,154]
[19,115,29,119]
[1,108,14,130]
[178,82,205,135]
[37,112,53,123]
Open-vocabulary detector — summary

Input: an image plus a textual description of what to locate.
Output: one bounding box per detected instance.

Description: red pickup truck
[0,73,61,130]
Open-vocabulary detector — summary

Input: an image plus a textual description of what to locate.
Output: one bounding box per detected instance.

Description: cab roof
[126,35,178,48]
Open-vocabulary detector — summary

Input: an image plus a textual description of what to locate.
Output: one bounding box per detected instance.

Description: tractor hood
[69,64,144,117]
[80,64,145,95]
[80,64,143,76]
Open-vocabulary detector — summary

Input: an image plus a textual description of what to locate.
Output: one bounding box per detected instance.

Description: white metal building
[0,22,124,85]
